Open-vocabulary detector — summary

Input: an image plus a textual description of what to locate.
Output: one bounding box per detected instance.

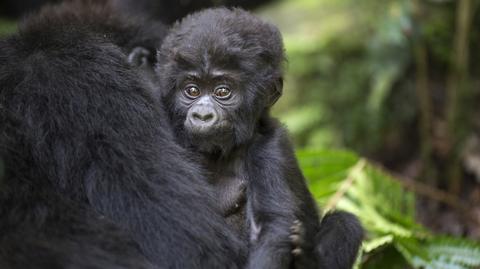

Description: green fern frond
[396,236,480,269]
[296,149,480,269]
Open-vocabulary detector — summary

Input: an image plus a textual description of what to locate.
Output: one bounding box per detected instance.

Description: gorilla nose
[186,106,219,133]
[192,111,215,122]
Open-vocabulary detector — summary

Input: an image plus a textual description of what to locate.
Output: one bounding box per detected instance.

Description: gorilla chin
[184,119,235,155]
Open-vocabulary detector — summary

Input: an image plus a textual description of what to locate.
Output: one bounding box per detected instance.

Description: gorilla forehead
[161,7,285,73]
[172,46,244,75]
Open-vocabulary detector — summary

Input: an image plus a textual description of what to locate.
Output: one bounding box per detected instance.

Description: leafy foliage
[297,149,480,269]
[262,0,416,152]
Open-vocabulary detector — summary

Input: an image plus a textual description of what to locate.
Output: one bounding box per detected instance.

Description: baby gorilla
[158,8,363,269]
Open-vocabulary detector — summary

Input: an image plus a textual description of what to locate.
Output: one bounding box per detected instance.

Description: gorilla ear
[128,47,152,68]
[266,77,283,107]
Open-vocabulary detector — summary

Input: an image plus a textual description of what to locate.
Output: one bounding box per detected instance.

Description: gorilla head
[158,8,284,155]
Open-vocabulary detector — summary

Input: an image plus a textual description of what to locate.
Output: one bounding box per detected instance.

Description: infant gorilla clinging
[157,8,363,269]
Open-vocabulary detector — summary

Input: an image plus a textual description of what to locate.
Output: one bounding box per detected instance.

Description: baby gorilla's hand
[290,220,305,257]
[289,220,320,268]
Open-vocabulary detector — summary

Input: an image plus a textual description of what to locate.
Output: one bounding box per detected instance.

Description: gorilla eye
[184,86,201,98]
[214,87,231,99]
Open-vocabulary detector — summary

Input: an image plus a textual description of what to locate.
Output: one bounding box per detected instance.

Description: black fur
[0,2,246,268]
[314,211,364,269]
[0,0,275,23]
[158,8,363,269]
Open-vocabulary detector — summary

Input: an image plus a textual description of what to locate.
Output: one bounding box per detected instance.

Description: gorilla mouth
[184,119,232,137]
[183,120,235,154]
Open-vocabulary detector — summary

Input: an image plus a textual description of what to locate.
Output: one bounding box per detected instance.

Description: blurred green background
[2,0,480,268]
[259,0,480,267]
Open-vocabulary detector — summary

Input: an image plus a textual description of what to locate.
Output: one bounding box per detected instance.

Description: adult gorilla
[0,1,245,268]
[0,0,276,23]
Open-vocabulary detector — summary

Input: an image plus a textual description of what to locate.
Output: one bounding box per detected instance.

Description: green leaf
[363,235,395,253]
[297,149,358,203]
[396,236,480,269]
[295,149,480,269]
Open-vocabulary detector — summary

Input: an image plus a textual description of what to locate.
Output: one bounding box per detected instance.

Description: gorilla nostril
[202,113,214,121]
[192,112,200,120]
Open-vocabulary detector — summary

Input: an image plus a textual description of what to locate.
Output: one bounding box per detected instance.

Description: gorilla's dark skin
[158,8,363,269]
[0,2,246,268]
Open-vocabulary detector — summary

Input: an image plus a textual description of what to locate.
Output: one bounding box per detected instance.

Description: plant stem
[412,0,433,184]
[445,0,473,195]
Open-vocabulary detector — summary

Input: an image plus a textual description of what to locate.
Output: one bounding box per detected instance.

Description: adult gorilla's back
[0,2,245,268]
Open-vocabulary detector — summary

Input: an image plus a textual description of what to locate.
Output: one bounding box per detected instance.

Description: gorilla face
[180,72,238,136]
[169,66,246,154]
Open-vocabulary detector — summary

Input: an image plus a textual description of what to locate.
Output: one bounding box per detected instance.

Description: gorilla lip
[185,118,232,136]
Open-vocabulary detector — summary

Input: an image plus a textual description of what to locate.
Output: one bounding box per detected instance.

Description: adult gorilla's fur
[0,0,276,23]
[0,1,246,268]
